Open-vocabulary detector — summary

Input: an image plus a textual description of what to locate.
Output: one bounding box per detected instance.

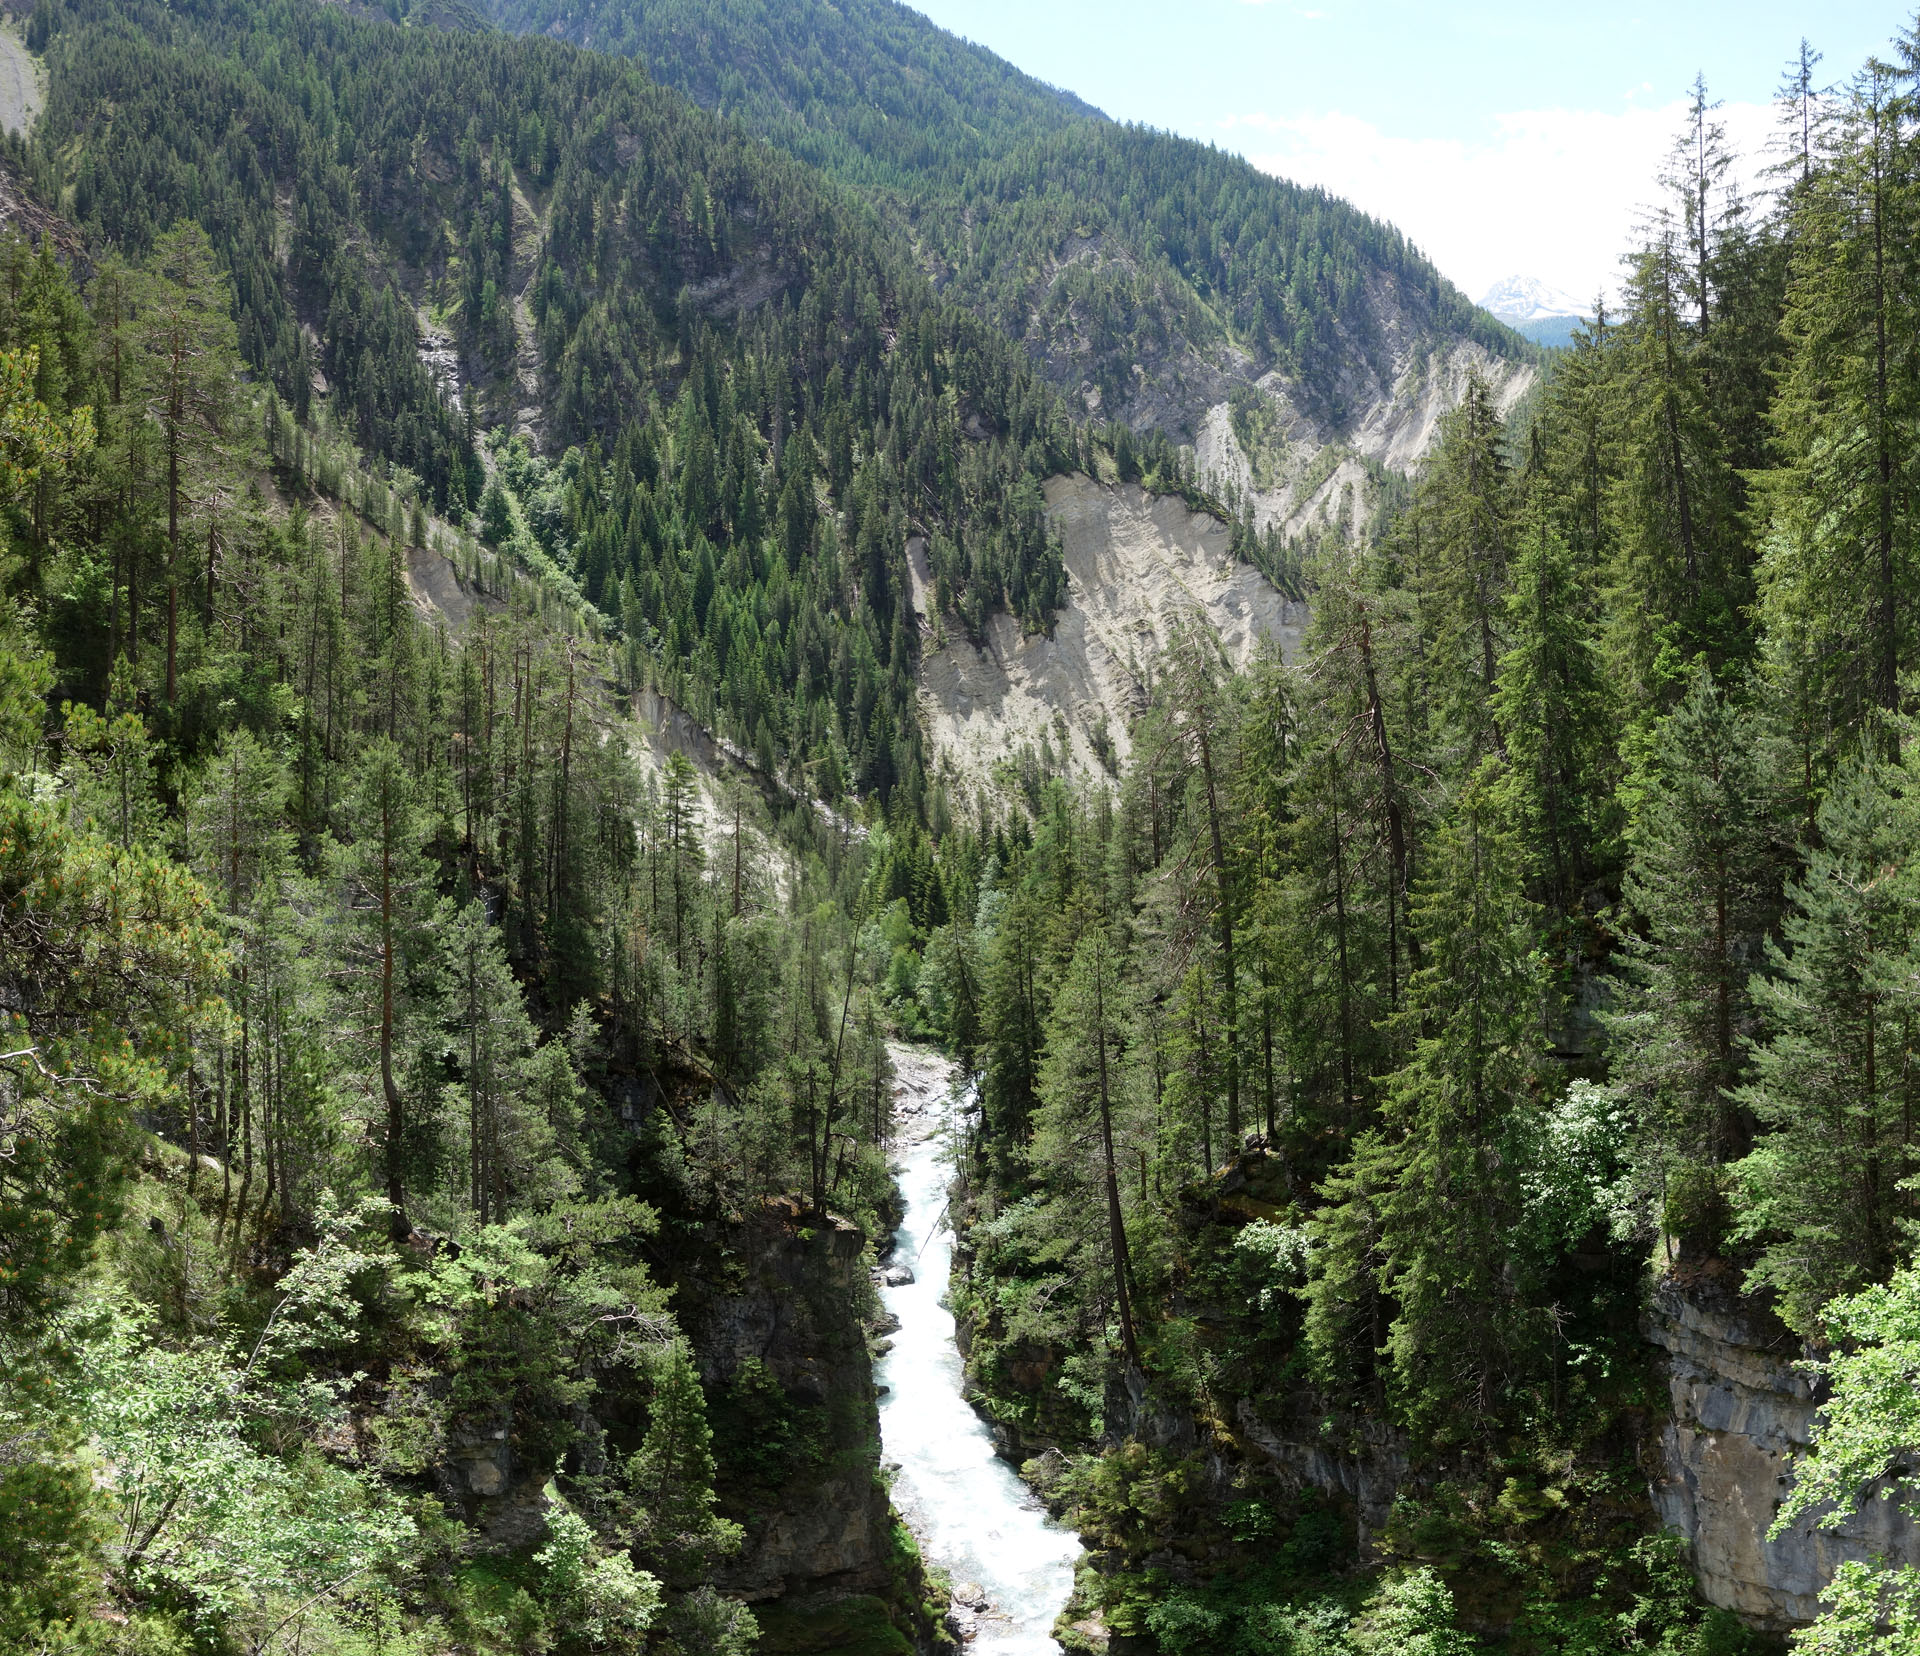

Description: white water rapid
[877,1046,1081,1654]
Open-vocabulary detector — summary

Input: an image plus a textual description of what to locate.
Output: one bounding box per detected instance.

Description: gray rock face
[1646,1276,1920,1628]
[435,1408,554,1552]
[679,1195,896,1604]
[1231,1397,1411,1555]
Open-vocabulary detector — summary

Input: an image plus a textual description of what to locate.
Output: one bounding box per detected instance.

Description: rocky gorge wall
[953,1137,1920,1637]
[1645,1274,1920,1629]
[427,1192,903,1605]
[1225,1271,1920,1632]
[671,1195,896,1605]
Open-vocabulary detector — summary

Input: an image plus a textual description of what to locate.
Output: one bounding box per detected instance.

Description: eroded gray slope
[917,475,1308,799]
[1196,327,1534,543]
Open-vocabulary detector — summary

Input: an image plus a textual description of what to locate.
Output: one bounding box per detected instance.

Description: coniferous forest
[7,0,1920,1654]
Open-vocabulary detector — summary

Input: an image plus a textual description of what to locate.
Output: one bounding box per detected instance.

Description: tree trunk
[1092,948,1141,1371]
[380,777,408,1235]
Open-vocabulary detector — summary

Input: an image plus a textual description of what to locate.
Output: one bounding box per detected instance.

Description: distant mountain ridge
[480,0,1534,475]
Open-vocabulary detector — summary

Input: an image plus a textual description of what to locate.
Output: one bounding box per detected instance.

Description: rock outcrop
[1195,334,1533,544]
[676,1196,896,1604]
[435,1406,555,1552]
[917,475,1307,797]
[1646,1274,1920,1628]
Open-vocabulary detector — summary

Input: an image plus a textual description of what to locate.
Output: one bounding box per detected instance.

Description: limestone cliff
[1646,1274,1920,1629]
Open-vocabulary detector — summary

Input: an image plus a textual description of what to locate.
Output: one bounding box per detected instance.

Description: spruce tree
[1757,55,1920,747]
[1735,747,1920,1334]
[1605,668,1774,1209]
[626,1339,741,1588]
[1492,507,1618,929]
[1033,919,1142,1370]
[1312,768,1550,1437]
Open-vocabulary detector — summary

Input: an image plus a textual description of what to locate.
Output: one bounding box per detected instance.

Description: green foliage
[754,1591,910,1656]
[479,0,1529,428]
[708,1354,829,1502]
[533,1507,661,1652]
[927,26,1920,1649]
[15,0,1920,1649]
[1734,746,1920,1333]
[1604,667,1776,1213]
[0,784,224,1317]
[1307,770,1553,1437]
[1776,1265,1920,1654]
[623,1338,742,1586]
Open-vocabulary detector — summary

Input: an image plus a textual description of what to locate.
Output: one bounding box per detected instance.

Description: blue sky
[906,1,1907,303]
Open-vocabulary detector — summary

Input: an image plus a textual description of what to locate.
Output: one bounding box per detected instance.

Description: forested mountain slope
[0,0,1069,1648]
[22,0,1103,818]
[478,0,1535,502]
[12,3,1920,1656]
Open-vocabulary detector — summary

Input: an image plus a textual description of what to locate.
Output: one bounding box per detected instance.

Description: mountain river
[876,1045,1081,1653]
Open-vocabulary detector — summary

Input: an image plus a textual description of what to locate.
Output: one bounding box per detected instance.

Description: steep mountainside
[31,0,1084,812]
[477,0,1535,456]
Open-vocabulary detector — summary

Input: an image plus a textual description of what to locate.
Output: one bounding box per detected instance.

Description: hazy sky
[904,1,1906,305]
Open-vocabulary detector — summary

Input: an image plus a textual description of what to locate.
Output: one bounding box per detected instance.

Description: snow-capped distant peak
[1478,275,1585,324]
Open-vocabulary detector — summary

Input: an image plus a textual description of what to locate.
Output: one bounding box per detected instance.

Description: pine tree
[980,885,1047,1151]
[1608,221,1747,685]
[1273,573,1405,1141]
[1405,373,1512,769]
[1492,506,1618,930]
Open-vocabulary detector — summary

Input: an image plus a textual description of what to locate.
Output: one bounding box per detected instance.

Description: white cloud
[1222,98,1778,308]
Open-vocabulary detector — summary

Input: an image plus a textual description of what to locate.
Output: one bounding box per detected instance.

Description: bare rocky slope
[1195,329,1534,543]
[916,474,1309,801]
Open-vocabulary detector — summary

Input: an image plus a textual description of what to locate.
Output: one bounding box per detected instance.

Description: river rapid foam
[876,1045,1080,1654]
